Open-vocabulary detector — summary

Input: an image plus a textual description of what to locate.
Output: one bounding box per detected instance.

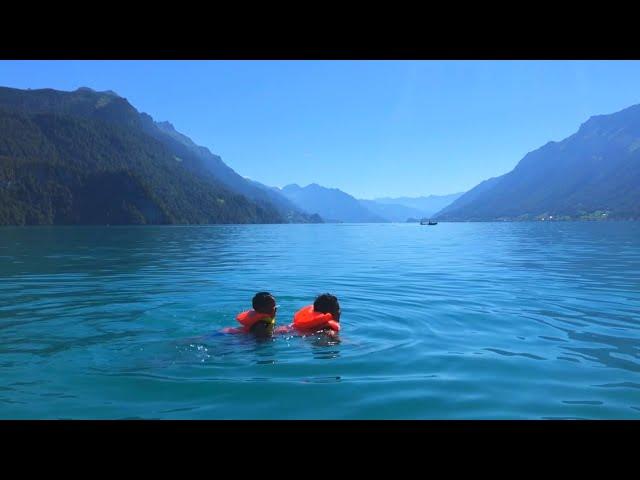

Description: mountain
[151,120,316,223]
[279,183,386,223]
[434,177,503,219]
[0,86,316,225]
[358,199,430,222]
[372,193,464,217]
[437,104,640,221]
[360,192,464,221]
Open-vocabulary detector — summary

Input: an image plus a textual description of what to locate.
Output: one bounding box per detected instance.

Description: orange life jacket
[292,305,340,332]
[236,310,274,333]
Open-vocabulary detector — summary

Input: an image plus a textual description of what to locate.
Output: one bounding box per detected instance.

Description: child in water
[222,292,341,339]
[222,292,278,338]
[291,293,341,337]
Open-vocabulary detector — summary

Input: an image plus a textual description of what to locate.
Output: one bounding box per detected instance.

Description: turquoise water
[1,222,639,419]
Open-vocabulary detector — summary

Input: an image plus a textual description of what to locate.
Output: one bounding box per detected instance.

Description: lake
[0,222,639,419]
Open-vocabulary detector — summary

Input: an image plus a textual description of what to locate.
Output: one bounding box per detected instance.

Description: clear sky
[2,60,640,198]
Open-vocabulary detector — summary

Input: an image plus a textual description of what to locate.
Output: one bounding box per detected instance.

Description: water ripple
[1,222,639,419]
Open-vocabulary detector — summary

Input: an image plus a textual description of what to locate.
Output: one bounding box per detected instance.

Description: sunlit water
[1,222,639,419]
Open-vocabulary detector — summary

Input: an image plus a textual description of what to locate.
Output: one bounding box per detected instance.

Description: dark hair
[252,292,276,314]
[313,293,340,321]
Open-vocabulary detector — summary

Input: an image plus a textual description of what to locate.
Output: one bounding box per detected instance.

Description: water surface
[1,222,639,419]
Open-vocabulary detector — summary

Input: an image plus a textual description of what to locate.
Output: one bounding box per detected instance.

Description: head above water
[313,293,340,322]
[250,292,277,337]
[252,292,277,316]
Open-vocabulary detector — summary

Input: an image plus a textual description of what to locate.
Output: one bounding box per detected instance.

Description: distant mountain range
[277,183,462,223]
[361,193,464,222]
[3,85,638,225]
[437,104,640,221]
[0,86,319,225]
[279,183,386,223]
[358,200,429,223]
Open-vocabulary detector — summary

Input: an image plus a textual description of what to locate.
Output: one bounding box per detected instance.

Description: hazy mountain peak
[578,103,640,133]
[280,182,385,223]
[156,120,176,132]
[370,192,465,218]
[76,86,120,97]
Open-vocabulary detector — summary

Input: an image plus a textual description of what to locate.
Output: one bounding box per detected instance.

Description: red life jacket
[292,305,340,333]
[235,310,274,333]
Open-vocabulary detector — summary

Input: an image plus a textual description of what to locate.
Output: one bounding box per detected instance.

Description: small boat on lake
[420,219,438,225]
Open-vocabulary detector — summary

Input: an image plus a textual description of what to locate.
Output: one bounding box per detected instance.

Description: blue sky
[2,60,640,198]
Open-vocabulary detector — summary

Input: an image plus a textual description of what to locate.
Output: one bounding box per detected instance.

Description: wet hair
[313,293,340,321]
[252,292,276,314]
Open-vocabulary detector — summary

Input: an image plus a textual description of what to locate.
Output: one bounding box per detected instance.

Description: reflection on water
[0,222,639,419]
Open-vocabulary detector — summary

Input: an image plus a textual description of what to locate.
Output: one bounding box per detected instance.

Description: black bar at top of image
[2,45,640,60]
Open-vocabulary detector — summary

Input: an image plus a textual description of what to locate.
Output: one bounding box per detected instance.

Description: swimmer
[290,293,341,337]
[222,292,278,338]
